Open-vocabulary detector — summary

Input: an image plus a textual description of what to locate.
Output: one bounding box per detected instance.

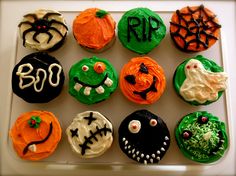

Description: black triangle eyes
[125,75,136,85]
[139,63,148,74]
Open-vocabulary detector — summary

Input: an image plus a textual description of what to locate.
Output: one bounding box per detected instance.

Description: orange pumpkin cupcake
[120,56,166,104]
[73,8,116,52]
[9,111,62,161]
[170,5,221,52]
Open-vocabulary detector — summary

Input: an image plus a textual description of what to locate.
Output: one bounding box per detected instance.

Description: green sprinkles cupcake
[118,7,166,54]
[69,56,118,105]
[173,55,227,106]
[175,111,228,163]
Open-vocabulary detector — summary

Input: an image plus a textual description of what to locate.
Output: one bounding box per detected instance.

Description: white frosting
[104,77,113,87]
[66,111,113,158]
[149,119,157,127]
[28,144,37,152]
[84,87,91,96]
[95,86,105,94]
[19,9,67,51]
[74,83,82,91]
[16,63,62,92]
[180,59,227,104]
[128,120,141,134]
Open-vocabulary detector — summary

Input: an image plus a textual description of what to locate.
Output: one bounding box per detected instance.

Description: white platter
[1,1,235,176]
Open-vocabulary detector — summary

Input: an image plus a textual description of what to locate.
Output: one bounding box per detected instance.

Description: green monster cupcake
[118,7,166,54]
[175,111,228,163]
[69,56,118,105]
[173,55,227,106]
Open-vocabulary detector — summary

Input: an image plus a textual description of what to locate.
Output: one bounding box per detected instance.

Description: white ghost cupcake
[66,111,113,158]
[173,55,227,105]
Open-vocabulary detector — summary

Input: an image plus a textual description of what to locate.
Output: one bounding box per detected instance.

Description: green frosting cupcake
[173,55,227,106]
[69,56,118,105]
[175,111,228,163]
[118,7,166,54]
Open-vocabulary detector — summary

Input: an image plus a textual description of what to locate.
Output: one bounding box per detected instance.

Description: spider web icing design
[170,5,221,51]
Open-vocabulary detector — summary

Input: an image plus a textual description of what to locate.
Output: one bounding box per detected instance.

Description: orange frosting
[120,56,166,104]
[73,8,116,50]
[94,62,106,73]
[170,6,220,51]
[9,111,61,161]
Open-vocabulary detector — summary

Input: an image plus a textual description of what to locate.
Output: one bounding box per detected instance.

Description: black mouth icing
[133,76,157,100]
[74,73,108,88]
[210,131,225,155]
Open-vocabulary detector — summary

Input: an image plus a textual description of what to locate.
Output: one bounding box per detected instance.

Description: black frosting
[118,110,170,164]
[12,52,65,103]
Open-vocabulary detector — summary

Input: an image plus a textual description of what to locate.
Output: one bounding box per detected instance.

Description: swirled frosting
[9,111,62,161]
[73,8,116,50]
[120,56,166,104]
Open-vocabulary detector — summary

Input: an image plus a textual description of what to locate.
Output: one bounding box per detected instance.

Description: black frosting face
[119,110,170,164]
[12,52,65,103]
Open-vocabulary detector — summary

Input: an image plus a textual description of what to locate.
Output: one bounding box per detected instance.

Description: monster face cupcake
[12,52,65,103]
[9,111,62,161]
[18,9,68,51]
[69,56,118,105]
[73,8,116,52]
[120,56,166,104]
[119,110,170,164]
[66,111,113,158]
[118,7,166,54]
[170,5,221,52]
[173,55,227,106]
[175,111,228,163]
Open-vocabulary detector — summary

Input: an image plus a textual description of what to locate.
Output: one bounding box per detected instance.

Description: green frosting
[96,10,108,18]
[175,111,228,163]
[118,7,166,54]
[173,55,225,106]
[69,56,118,105]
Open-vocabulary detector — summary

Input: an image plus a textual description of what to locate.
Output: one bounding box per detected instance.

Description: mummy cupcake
[9,111,62,161]
[119,110,170,164]
[170,5,221,52]
[69,56,118,105]
[118,7,166,54]
[18,9,68,51]
[175,111,228,163]
[73,8,116,52]
[12,52,65,103]
[66,111,113,158]
[173,55,227,105]
[120,56,166,104]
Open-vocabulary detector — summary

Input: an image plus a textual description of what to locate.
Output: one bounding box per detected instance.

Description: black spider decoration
[18,12,68,46]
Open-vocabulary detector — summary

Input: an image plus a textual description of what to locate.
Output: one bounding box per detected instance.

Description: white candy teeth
[28,144,37,152]
[104,77,113,87]
[95,86,105,94]
[74,83,82,91]
[84,87,91,96]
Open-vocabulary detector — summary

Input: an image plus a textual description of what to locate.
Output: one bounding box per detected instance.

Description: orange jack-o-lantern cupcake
[73,8,116,52]
[120,56,166,104]
[170,5,221,52]
[9,111,62,161]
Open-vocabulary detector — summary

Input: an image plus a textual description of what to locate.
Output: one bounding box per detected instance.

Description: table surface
[0,1,236,176]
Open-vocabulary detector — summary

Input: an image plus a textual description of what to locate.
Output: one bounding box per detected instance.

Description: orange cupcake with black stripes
[120,56,166,104]
[73,8,116,52]
[9,111,62,161]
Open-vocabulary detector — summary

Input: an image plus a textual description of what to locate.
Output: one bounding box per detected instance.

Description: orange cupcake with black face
[73,8,116,52]
[120,57,166,104]
[9,111,61,161]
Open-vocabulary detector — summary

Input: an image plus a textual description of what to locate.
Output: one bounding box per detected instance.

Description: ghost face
[175,111,228,163]
[69,56,118,104]
[66,111,113,158]
[119,110,170,164]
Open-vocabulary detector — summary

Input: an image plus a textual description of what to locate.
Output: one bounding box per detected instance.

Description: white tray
[1,1,235,176]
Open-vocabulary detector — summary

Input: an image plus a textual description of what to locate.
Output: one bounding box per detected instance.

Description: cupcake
[9,110,62,161]
[175,111,228,163]
[120,56,166,104]
[170,5,221,52]
[69,56,118,105]
[66,111,113,158]
[12,52,65,103]
[173,55,227,105]
[73,8,116,52]
[119,110,170,164]
[118,7,166,54]
[18,9,68,51]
